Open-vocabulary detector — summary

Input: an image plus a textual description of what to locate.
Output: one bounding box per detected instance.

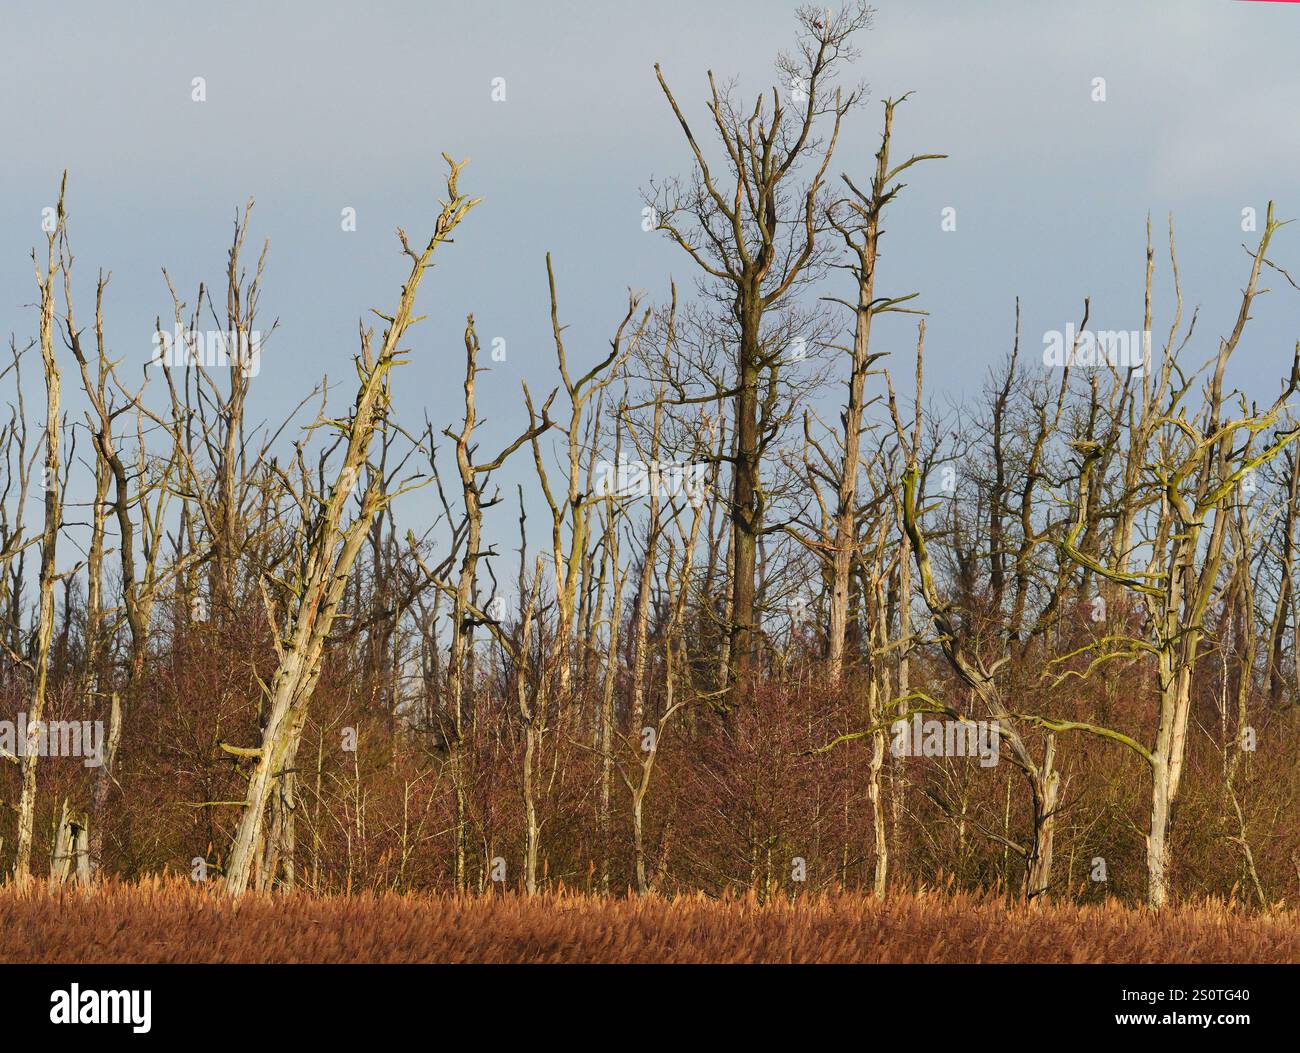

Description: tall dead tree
[533,258,645,700]
[822,93,942,682]
[894,324,1062,903]
[222,156,479,895]
[416,316,552,890]
[1043,204,1300,907]
[15,175,68,883]
[649,3,868,687]
[0,341,35,671]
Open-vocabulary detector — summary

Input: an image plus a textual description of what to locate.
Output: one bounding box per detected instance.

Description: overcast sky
[2,0,1298,538]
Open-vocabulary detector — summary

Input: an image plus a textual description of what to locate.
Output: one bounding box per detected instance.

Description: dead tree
[14,175,70,883]
[222,156,480,895]
[62,245,180,875]
[0,341,35,697]
[532,258,645,701]
[618,493,703,893]
[894,323,1062,903]
[1045,204,1300,907]
[594,443,627,892]
[648,4,868,687]
[821,93,942,682]
[415,316,552,890]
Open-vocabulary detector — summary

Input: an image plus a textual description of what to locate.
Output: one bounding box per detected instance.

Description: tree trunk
[727,307,761,687]
[15,204,63,884]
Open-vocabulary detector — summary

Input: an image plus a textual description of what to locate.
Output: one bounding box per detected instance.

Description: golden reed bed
[1,880,1297,964]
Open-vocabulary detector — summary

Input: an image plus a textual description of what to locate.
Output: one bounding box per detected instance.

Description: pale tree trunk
[1147,645,1193,909]
[866,653,888,898]
[597,502,624,893]
[88,692,121,875]
[1147,759,1173,909]
[50,800,91,887]
[862,516,892,898]
[891,530,912,871]
[1023,735,1059,903]
[259,741,299,892]
[537,259,645,703]
[446,458,481,893]
[15,181,65,884]
[82,453,108,874]
[628,392,664,729]
[631,778,648,894]
[514,566,545,896]
[523,723,541,895]
[428,316,554,891]
[627,502,701,894]
[224,157,479,895]
[66,266,153,881]
[227,668,316,894]
[827,97,928,681]
[1141,207,1282,908]
[888,349,923,874]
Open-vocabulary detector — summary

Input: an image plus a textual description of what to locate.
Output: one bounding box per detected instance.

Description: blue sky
[2,0,1298,546]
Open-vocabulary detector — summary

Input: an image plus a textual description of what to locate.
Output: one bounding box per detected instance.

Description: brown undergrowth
[0,879,1296,963]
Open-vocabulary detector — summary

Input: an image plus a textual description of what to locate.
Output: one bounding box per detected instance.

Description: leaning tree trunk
[224,157,478,895]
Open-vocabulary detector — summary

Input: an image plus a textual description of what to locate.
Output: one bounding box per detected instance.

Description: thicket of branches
[2,5,1297,908]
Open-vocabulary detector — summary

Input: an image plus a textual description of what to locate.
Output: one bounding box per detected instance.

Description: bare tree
[15,175,71,883]
[648,4,868,687]
[413,316,552,890]
[222,156,480,895]
[1043,205,1300,907]
[820,93,942,682]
